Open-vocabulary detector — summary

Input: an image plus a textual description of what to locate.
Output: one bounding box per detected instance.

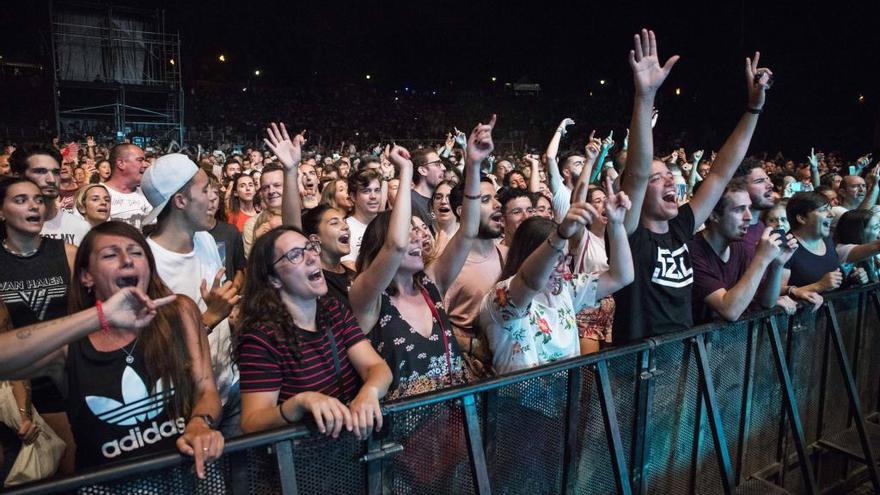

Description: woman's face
[399,218,429,273]
[508,172,527,190]
[81,186,111,224]
[864,214,880,242]
[799,204,833,238]
[97,161,112,180]
[588,189,608,225]
[81,234,151,300]
[333,180,353,210]
[272,231,327,299]
[74,167,87,184]
[235,176,255,203]
[1,182,45,236]
[316,208,351,258]
[431,183,454,225]
[534,195,552,219]
[764,206,789,232]
[544,250,573,293]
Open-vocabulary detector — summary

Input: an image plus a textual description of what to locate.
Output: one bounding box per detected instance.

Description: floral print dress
[371,274,470,400]
[479,272,600,375]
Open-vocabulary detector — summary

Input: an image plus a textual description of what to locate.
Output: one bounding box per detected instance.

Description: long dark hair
[238,225,328,361]
[0,176,43,241]
[68,222,199,419]
[498,216,556,282]
[355,210,422,297]
[835,209,875,244]
[228,173,258,214]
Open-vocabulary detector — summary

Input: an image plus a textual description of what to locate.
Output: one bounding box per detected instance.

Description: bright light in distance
[254,69,261,76]
[365,74,372,80]
[858,94,865,103]
[675,87,681,96]
[491,76,497,82]
[242,87,247,92]
[599,79,605,85]
[169,58,175,65]
[218,54,226,62]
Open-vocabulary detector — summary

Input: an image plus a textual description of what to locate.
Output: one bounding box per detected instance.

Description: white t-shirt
[106,185,153,229]
[551,185,572,223]
[41,209,91,246]
[147,232,238,403]
[341,216,369,264]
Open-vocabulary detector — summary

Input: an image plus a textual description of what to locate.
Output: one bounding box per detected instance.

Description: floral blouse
[479,273,600,375]
[371,274,470,400]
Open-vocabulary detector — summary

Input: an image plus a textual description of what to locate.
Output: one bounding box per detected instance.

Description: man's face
[224,162,241,178]
[259,170,284,211]
[118,146,147,185]
[476,183,503,239]
[841,176,867,206]
[495,160,512,179]
[746,167,775,210]
[562,155,586,182]
[711,191,752,241]
[180,170,216,231]
[24,154,61,199]
[338,161,350,178]
[819,189,839,207]
[697,162,711,179]
[249,150,263,165]
[419,152,445,188]
[508,172,527,189]
[830,174,842,191]
[643,160,679,221]
[0,155,10,176]
[503,195,533,238]
[353,179,381,215]
[300,164,318,193]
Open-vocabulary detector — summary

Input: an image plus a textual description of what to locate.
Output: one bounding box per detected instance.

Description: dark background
[2,1,879,155]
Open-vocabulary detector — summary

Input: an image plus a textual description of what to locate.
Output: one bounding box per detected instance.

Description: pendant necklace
[120,337,139,364]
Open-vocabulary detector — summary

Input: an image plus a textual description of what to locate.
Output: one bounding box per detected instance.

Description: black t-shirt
[0,238,70,413]
[785,236,840,287]
[65,337,185,470]
[208,220,246,277]
[612,204,696,344]
[323,267,355,308]
[411,190,433,229]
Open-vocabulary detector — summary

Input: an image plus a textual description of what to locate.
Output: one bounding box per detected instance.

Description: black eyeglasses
[423,160,446,168]
[273,240,322,266]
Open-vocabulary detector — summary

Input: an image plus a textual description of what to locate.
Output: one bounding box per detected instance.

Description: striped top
[238,297,366,404]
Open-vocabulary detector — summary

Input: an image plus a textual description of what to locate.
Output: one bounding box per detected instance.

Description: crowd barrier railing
[6,284,880,495]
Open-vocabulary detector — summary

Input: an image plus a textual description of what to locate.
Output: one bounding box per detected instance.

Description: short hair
[358,156,381,172]
[711,176,749,217]
[556,150,583,175]
[9,145,62,175]
[449,176,493,220]
[734,156,764,178]
[108,143,138,172]
[347,168,382,196]
[502,170,525,188]
[497,186,533,214]
[74,183,109,215]
[786,192,829,229]
[410,148,434,185]
[258,163,285,186]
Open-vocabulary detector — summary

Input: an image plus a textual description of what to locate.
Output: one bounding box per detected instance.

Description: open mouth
[662,191,677,204]
[407,247,422,257]
[116,276,139,288]
[25,214,42,223]
[339,234,350,245]
[438,206,451,214]
[307,269,323,282]
[490,212,503,224]
[96,208,109,214]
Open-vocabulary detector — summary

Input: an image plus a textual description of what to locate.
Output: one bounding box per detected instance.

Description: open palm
[629,29,679,96]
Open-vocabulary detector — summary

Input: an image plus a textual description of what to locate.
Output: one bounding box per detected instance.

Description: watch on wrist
[192,413,216,430]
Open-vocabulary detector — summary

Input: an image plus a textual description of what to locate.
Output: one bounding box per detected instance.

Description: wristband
[279,404,295,424]
[746,107,763,115]
[786,286,797,297]
[191,413,216,430]
[95,300,110,335]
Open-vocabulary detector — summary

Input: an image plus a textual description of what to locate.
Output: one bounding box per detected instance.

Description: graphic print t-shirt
[612,204,696,344]
[66,337,184,469]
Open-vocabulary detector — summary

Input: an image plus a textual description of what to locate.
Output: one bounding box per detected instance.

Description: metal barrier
[6,285,880,495]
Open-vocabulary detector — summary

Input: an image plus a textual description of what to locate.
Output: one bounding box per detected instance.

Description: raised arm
[349,146,414,332]
[621,29,679,235]
[545,118,574,194]
[526,155,542,193]
[686,150,705,196]
[427,115,496,295]
[0,288,176,379]
[265,122,305,229]
[860,164,880,209]
[689,52,772,231]
[807,148,821,188]
[506,203,598,309]
[595,176,634,299]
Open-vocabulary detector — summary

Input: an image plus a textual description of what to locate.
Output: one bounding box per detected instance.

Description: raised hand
[264,122,306,170]
[758,229,798,265]
[603,175,632,224]
[807,147,819,169]
[467,114,497,165]
[602,130,615,151]
[558,118,575,136]
[558,202,600,239]
[651,108,660,128]
[200,268,241,324]
[584,131,601,161]
[445,132,455,150]
[857,153,873,168]
[623,128,630,151]
[86,135,96,147]
[745,51,773,110]
[388,145,414,171]
[628,29,679,97]
[453,127,467,149]
[693,150,704,162]
[102,287,177,330]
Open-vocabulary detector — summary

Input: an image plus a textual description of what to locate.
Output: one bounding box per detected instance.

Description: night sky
[3,1,879,152]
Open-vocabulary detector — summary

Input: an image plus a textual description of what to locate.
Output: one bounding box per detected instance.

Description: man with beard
[104,143,153,229]
[243,164,285,257]
[341,168,382,269]
[443,177,505,377]
[9,145,90,245]
[411,148,446,227]
[142,154,241,436]
[688,179,798,324]
[497,187,535,249]
[831,171,878,227]
[735,157,777,256]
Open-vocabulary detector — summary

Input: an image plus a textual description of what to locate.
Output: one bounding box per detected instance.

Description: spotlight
[599,79,605,85]
[218,54,226,62]
[675,88,681,96]
[365,74,372,80]
[169,58,175,66]
[491,76,497,82]
[254,69,261,76]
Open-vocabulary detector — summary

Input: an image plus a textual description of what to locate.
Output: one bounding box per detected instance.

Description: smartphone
[770,228,787,240]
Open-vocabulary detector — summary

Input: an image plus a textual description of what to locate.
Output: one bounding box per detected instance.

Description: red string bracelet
[95,300,110,334]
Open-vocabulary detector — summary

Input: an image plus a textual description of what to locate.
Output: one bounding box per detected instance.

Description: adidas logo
[101,418,186,458]
[85,366,174,426]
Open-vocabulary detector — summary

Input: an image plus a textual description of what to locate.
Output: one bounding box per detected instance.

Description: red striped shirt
[238,297,366,403]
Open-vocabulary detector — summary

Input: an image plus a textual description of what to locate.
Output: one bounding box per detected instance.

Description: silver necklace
[2,239,38,257]
[121,337,139,364]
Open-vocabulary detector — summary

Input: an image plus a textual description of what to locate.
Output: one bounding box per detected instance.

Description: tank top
[0,238,70,412]
[65,335,185,470]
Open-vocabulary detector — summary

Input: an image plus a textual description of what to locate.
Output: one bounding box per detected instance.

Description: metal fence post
[693,334,735,494]
[273,439,299,495]
[596,359,634,495]
[561,366,584,495]
[735,320,759,483]
[766,316,818,494]
[462,394,492,494]
[631,347,655,494]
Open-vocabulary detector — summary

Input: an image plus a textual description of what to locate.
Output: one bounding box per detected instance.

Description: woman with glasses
[479,178,635,375]
[350,117,493,400]
[236,225,392,438]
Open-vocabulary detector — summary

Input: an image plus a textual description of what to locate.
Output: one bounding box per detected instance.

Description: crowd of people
[1,29,879,487]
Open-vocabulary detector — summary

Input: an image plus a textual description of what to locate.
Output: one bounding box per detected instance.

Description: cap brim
[142,198,170,226]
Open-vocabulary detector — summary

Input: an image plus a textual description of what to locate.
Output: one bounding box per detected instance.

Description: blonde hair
[74,183,109,215]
